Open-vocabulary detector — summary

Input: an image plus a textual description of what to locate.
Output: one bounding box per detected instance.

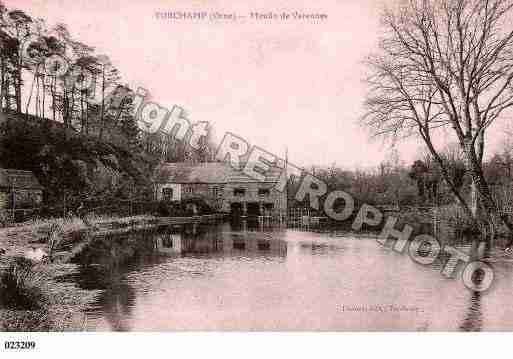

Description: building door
[264,203,274,215]
[230,202,242,217]
[246,202,261,216]
[162,188,174,201]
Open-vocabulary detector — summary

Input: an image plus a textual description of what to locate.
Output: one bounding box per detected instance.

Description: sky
[5,0,511,170]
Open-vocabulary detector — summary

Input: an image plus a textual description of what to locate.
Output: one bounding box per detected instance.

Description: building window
[258,188,270,197]
[212,186,220,197]
[233,188,246,197]
[185,186,194,194]
[162,188,174,201]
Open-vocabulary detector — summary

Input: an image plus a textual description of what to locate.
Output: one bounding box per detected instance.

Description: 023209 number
[4,341,36,350]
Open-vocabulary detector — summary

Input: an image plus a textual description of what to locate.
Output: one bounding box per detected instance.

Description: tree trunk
[85,100,89,135]
[24,68,36,118]
[423,134,475,221]
[15,56,22,113]
[0,57,5,113]
[36,73,40,119]
[70,86,76,128]
[52,76,56,121]
[470,130,485,221]
[80,92,84,132]
[14,70,21,113]
[470,182,480,217]
[99,65,105,140]
[42,74,45,120]
[63,86,69,128]
[463,139,513,244]
[4,74,11,111]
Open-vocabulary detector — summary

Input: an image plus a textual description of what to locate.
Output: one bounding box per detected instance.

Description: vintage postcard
[1,0,513,348]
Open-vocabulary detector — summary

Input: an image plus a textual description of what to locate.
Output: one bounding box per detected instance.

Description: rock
[24,247,48,262]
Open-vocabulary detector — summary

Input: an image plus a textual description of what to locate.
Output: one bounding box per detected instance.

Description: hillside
[0,112,155,207]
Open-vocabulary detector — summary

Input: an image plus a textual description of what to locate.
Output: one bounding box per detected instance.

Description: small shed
[0,168,43,209]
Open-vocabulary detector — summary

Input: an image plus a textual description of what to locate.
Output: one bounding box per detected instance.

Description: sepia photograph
[1,0,513,355]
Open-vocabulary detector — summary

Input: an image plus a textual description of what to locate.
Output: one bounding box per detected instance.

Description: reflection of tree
[73,233,158,331]
[74,254,136,331]
[74,223,287,331]
[459,291,482,332]
[84,241,138,331]
[459,239,486,332]
[100,279,135,332]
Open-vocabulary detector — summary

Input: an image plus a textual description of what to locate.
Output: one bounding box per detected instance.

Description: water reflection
[154,222,287,258]
[459,291,483,331]
[59,221,513,331]
[65,233,158,331]
[99,281,135,331]
[66,221,287,331]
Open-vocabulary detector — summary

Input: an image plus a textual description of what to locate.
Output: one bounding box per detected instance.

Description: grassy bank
[0,256,99,331]
[326,205,478,245]
[372,204,498,246]
[0,214,155,331]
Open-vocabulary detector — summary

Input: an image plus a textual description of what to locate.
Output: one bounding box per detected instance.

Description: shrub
[437,204,476,235]
[393,209,433,235]
[0,310,51,331]
[154,199,215,217]
[0,257,48,311]
[0,209,9,227]
[182,198,215,215]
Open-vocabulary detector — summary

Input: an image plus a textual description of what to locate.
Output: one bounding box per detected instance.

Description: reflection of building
[153,162,287,217]
[221,233,287,257]
[155,223,287,258]
[0,168,43,210]
[155,234,183,255]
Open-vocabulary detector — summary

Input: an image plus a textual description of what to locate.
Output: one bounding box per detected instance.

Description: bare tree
[4,9,32,113]
[96,55,120,140]
[362,0,513,242]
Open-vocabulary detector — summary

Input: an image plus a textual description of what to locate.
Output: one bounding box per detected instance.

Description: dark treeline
[0,1,215,210]
[289,144,513,216]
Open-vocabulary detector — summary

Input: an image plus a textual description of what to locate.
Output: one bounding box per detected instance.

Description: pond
[65,221,513,331]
